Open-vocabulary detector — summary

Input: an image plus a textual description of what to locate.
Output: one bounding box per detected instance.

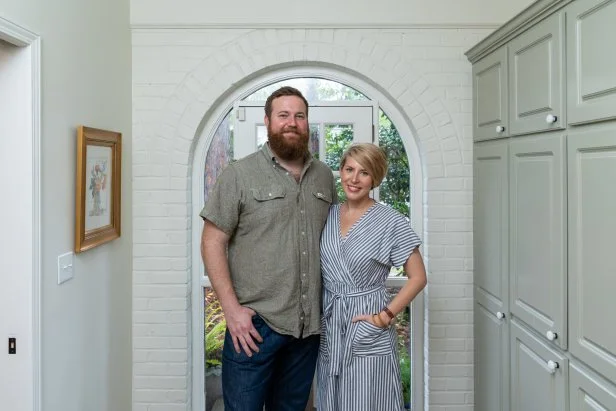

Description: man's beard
[267,125,309,161]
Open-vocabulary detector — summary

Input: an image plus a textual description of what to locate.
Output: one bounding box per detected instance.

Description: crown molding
[465,0,572,63]
[130,22,500,31]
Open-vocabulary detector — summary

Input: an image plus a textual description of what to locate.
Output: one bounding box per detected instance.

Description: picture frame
[75,125,122,253]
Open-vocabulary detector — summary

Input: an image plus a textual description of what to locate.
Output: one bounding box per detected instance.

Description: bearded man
[200,86,337,411]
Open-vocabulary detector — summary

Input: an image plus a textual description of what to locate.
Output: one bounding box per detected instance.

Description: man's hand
[225,305,263,357]
[202,221,263,356]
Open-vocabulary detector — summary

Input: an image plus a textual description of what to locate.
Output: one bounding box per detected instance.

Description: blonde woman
[317,143,427,410]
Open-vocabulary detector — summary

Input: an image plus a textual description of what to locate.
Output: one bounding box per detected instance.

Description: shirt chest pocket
[311,190,333,223]
[248,186,289,219]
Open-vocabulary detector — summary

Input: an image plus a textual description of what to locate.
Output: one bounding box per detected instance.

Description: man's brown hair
[264,86,309,119]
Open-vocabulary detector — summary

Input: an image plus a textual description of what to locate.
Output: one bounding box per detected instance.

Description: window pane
[324,124,353,170]
[309,124,320,160]
[256,125,267,149]
[244,78,367,102]
[204,111,233,203]
[334,176,346,203]
[205,287,225,411]
[378,110,410,216]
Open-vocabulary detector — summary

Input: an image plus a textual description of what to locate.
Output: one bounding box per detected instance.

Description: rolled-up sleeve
[200,165,240,236]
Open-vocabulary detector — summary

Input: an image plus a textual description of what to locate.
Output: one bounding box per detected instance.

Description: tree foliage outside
[378,111,410,216]
[205,288,225,373]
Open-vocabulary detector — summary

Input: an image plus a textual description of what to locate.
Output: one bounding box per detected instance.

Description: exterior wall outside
[132,26,491,410]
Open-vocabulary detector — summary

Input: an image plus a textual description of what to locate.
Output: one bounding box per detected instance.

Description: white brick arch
[133,26,475,411]
[165,29,461,168]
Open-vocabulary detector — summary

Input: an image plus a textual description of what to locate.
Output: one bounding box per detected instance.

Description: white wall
[0,0,132,410]
[131,0,534,26]
[129,1,535,410]
[131,26,492,410]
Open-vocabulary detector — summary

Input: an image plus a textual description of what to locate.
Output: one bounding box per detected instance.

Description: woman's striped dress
[317,203,421,411]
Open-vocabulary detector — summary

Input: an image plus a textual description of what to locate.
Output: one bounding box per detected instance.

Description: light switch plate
[57,252,74,285]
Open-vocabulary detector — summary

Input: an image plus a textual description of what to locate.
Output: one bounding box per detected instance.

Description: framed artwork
[75,126,122,253]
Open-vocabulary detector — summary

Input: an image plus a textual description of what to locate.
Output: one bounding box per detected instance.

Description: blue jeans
[222,315,319,411]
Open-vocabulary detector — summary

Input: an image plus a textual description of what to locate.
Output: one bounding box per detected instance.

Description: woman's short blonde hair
[340,143,388,188]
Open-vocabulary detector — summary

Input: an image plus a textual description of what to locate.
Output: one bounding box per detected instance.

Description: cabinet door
[509,134,567,349]
[570,361,616,411]
[474,141,510,411]
[510,319,568,411]
[475,296,509,411]
[474,141,509,312]
[567,0,616,125]
[509,12,564,135]
[568,124,616,384]
[473,47,509,141]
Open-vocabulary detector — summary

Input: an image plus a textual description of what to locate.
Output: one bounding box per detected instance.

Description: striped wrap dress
[317,202,422,411]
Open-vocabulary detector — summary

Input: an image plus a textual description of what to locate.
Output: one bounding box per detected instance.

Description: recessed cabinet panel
[510,320,568,411]
[569,125,616,384]
[570,361,616,411]
[475,297,509,411]
[509,134,567,349]
[474,47,509,141]
[474,141,509,307]
[567,0,616,125]
[509,12,564,135]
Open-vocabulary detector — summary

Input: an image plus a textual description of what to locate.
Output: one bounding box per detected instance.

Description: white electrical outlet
[57,252,74,285]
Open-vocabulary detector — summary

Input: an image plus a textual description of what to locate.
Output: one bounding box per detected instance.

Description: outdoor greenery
[205,288,225,373]
[378,111,410,216]
[396,309,412,408]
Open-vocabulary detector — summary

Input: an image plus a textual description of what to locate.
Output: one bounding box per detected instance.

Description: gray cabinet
[568,124,616,385]
[567,0,616,125]
[510,319,568,411]
[509,134,567,350]
[509,12,565,135]
[474,141,510,411]
[570,361,616,411]
[473,47,509,141]
[468,1,616,410]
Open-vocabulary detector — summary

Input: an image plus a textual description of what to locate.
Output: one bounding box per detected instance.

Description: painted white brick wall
[132,26,493,411]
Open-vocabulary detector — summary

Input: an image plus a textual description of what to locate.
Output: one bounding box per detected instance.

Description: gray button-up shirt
[201,144,336,338]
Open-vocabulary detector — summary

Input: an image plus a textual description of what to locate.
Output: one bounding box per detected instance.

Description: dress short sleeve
[388,211,422,268]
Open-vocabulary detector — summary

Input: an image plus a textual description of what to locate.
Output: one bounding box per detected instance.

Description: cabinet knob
[546,330,558,341]
[546,114,558,123]
[547,360,559,374]
[496,311,505,320]
[496,125,505,133]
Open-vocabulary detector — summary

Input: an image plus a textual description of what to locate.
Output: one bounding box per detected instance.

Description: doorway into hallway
[0,18,41,411]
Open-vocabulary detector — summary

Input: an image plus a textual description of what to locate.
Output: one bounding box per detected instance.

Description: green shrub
[205,289,226,372]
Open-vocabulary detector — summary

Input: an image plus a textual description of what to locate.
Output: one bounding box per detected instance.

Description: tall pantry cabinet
[466,0,616,410]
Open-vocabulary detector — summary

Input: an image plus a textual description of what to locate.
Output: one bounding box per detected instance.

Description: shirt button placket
[299,192,309,333]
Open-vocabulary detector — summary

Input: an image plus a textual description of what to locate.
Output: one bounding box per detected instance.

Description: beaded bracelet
[382,306,395,320]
